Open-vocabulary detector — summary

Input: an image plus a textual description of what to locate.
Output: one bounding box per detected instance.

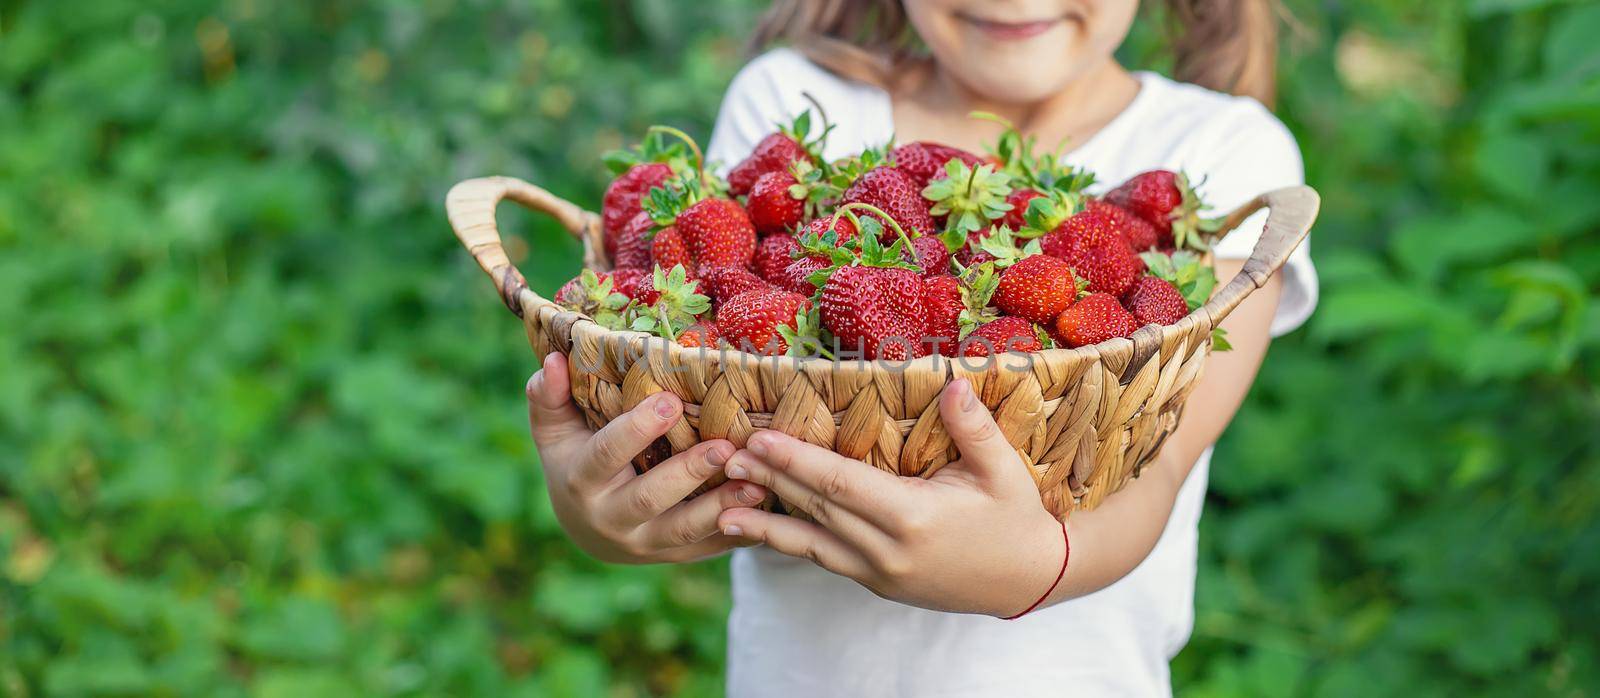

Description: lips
[957,14,1063,41]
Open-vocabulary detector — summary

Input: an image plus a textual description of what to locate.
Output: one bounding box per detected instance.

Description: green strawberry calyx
[924,159,1013,247]
[627,264,711,340]
[1140,250,1218,311]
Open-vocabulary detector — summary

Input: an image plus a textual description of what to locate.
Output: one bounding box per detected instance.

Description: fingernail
[723,524,743,536]
[747,432,771,457]
[653,393,677,419]
[958,379,978,412]
[736,484,762,504]
[706,446,730,468]
[727,460,749,480]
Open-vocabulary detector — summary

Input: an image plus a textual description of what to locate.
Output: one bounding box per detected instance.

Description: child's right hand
[527,352,767,563]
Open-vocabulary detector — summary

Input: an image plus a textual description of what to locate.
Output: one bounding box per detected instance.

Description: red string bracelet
[1002,518,1070,620]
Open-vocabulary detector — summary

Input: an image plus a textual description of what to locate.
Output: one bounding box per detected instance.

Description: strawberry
[1086,198,1159,251]
[1039,205,1119,258]
[676,198,756,268]
[1104,170,1207,249]
[555,269,630,330]
[994,254,1080,325]
[746,169,804,235]
[907,235,952,276]
[613,211,657,270]
[804,215,857,243]
[1054,292,1137,348]
[676,321,720,348]
[1122,276,1187,327]
[754,234,802,285]
[609,267,646,300]
[1065,235,1143,297]
[717,288,810,356]
[841,166,937,239]
[629,265,712,339]
[1140,249,1218,311]
[649,225,692,272]
[921,274,964,355]
[820,264,926,360]
[699,264,771,308]
[1000,188,1044,231]
[961,316,1044,357]
[777,255,830,296]
[891,141,983,189]
[1040,207,1143,296]
[728,110,826,198]
[601,162,674,257]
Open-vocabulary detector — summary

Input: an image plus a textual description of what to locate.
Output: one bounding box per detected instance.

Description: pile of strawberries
[555,112,1224,360]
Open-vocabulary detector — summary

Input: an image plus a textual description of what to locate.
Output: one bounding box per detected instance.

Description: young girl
[524,0,1317,694]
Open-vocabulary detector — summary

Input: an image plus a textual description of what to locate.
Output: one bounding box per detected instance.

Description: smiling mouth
[955,13,1066,41]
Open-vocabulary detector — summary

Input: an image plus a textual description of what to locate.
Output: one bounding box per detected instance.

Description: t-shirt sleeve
[706,54,790,174]
[1189,103,1318,337]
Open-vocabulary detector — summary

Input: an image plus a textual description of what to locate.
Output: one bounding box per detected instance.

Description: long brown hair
[749,0,1284,106]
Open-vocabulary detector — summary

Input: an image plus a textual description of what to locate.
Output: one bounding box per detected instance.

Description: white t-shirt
[706,48,1317,698]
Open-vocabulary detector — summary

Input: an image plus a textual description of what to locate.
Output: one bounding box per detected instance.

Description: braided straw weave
[446,177,1318,517]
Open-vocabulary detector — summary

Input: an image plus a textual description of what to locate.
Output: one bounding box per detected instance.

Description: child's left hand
[717,379,1067,617]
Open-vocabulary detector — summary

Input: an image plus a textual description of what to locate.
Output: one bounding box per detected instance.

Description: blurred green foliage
[0,0,1595,696]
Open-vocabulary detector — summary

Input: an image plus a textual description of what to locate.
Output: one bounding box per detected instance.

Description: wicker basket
[446,176,1318,517]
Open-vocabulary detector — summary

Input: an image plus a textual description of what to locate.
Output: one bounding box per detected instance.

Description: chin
[949,62,1077,105]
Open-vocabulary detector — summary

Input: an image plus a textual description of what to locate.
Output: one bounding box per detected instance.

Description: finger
[637,477,770,550]
[746,431,907,515]
[651,532,759,564]
[938,379,1023,482]
[725,449,897,555]
[573,392,683,491]
[602,440,738,527]
[527,353,588,443]
[717,507,874,581]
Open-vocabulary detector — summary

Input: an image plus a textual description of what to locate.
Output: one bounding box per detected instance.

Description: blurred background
[2,0,1597,695]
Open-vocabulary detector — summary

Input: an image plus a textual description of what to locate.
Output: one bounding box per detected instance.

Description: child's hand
[716,379,1066,617]
[527,352,768,564]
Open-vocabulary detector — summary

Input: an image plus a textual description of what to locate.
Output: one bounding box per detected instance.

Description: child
[524,0,1317,694]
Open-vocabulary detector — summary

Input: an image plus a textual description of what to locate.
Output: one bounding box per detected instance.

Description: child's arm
[712,266,1283,616]
[525,353,768,564]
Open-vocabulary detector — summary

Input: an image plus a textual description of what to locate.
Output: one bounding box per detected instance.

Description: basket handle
[445,176,606,317]
[1194,185,1320,330]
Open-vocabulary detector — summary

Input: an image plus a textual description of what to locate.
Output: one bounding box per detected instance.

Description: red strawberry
[778,255,830,296]
[804,215,858,243]
[1039,206,1121,258]
[1000,188,1044,231]
[746,170,805,235]
[676,321,720,348]
[717,288,809,356]
[1055,293,1137,348]
[819,264,926,360]
[602,163,673,257]
[891,141,983,189]
[994,255,1079,325]
[961,316,1043,357]
[729,132,809,196]
[699,264,771,308]
[610,267,646,300]
[754,234,802,285]
[1041,207,1143,296]
[1122,277,1188,327]
[613,211,658,270]
[650,225,692,272]
[1086,198,1159,251]
[1067,236,1143,297]
[907,236,952,276]
[676,198,756,268]
[634,264,704,307]
[841,166,937,239]
[921,274,964,355]
[1104,170,1203,248]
